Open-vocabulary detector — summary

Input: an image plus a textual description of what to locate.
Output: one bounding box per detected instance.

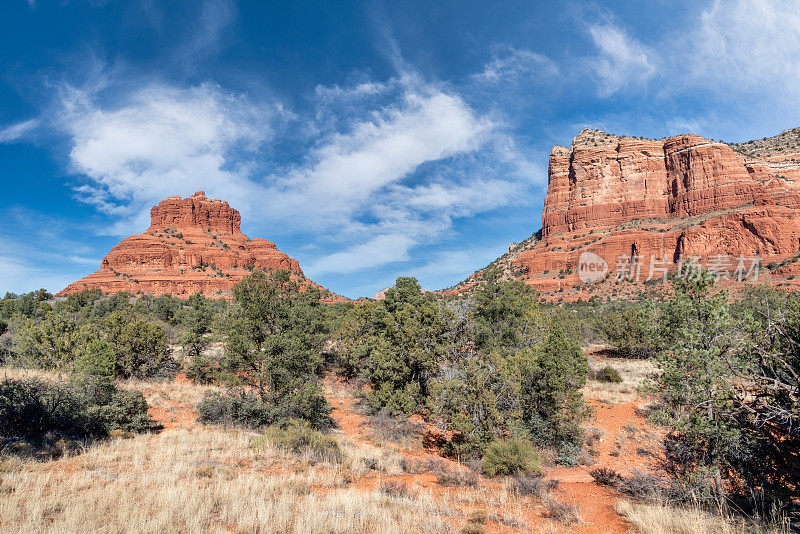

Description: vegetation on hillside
[0,264,797,528]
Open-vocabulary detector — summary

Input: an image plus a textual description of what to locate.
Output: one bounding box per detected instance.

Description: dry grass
[0,365,215,407]
[0,365,65,382]
[617,499,790,534]
[0,427,453,533]
[583,356,656,404]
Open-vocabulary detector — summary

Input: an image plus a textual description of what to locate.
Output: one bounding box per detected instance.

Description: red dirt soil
[324,375,656,533]
[135,371,657,533]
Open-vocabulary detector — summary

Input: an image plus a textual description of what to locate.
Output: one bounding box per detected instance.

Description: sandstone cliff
[451,127,800,299]
[58,192,342,300]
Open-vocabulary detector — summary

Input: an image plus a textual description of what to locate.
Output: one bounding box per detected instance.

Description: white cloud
[476,46,558,83]
[59,82,273,232]
[308,234,415,274]
[0,119,39,143]
[268,80,538,276]
[54,68,537,279]
[270,89,493,227]
[588,23,656,96]
[689,0,800,99]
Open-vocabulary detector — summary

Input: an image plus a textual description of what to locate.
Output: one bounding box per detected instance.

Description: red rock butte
[449,128,800,298]
[58,191,343,300]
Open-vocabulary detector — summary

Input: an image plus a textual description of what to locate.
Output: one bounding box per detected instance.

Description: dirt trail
[323,376,647,534]
[139,368,653,533]
[545,399,654,533]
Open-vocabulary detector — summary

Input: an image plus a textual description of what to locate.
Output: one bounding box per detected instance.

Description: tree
[428,350,523,457]
[338,277,452,415]
[732,288,800,499]
[102,311,170,379]
[645,267,749,497]
[12,312,78,369]
[217,270,331,427]
[517,326,590,446]
[472,269,538,353]
[33,288,52,302]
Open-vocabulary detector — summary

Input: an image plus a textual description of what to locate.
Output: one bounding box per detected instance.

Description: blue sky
[1,0,799,298]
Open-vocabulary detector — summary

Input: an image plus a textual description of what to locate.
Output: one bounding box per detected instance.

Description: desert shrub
[508,474,559,497]
[184,354,217,384]
[150,294,182,324]
[461,510,488,534]
[482,438,541,477]
[598,304,660,358]
[594,365,623,383]
[254,421,342,463]
[434,466,479,487]
[428,350,523,457]
[12,313,78,369]
[366,409,424,446]
[198,383,331,430]
[64,289,103,312]
[398,457,443,474]
[590,467,622,486]
[103,312,172,379]
[83,387,154,434]
[0,377,153,454]
[73,339,116,382]
[379,480,413,499]
[555,441,583,466]
[542,497,582,525]
[197,391,273,428]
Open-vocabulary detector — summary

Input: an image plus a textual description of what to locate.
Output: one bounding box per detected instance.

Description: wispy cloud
[269,73,540,276]
[585,0,800,106]
[58,82,276,232]
[268,87,494,228]
[475,46,558,84]
[0,119,39,143]
[308,234,416,274]
[588,22,656,96]
[688,0,800,100]
[178,0,236,65]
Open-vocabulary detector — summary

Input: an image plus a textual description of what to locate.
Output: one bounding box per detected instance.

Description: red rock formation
[452,128,800,299]
[58,192,344,301]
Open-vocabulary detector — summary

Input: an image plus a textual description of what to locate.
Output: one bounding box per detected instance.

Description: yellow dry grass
[0,427,454,533]
[616,499,789,534]
[583,355,656,404]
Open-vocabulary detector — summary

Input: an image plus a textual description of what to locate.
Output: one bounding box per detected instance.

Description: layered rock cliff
[58,192,341,300]
[452,127,800,298]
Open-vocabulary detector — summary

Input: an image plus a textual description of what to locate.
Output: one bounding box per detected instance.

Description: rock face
[58,192,341,300]
[454,128,800,298]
